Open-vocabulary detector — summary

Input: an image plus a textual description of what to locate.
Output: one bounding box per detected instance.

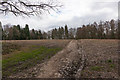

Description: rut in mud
[37,40,85,78]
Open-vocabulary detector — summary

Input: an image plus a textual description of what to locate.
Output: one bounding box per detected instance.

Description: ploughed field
[2,39,119,78]
[2,40,70,78]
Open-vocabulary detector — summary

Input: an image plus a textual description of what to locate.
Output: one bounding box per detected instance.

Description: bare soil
[80,39,119,78]
[36,39,119,78]
[5,39,119,78]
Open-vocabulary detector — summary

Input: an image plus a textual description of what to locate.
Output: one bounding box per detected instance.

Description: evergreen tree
[1,19,119,40]
[58,27,62,39]
[0,22,2,40]
[65,25,68,39]
[25,24,30,39]
[20,28,26,40]
[61,27,64,39]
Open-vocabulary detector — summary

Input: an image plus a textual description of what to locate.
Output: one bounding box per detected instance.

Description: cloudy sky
[0,0,119,31]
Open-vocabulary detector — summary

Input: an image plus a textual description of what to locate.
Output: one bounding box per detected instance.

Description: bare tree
[0,0,62,16]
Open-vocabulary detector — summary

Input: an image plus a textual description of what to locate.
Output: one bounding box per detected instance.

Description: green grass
[2,46,61,77]
[91,66,103,71]
[109,64,115,68]
[107,59,112,63]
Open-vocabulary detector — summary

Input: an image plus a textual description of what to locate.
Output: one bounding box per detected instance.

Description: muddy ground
[8,40,119,78]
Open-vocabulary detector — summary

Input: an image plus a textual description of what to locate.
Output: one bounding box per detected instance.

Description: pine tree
[25,24,30,39]
[65,25,68,39]
[58,27,62,39]
[0,22,2,40]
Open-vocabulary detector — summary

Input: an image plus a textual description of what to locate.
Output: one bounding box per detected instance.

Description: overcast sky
[0,0,119,31]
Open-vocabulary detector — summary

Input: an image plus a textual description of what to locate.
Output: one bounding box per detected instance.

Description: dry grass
[2,40,71,77]
[2,39,119,78]
[2,40,70,47]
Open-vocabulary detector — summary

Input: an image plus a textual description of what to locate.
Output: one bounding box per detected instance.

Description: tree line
[0,19,119,40]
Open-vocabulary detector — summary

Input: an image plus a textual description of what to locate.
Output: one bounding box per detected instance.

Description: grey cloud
[91,2,118,10]
[0,0,118,31]
[47,11,117,30]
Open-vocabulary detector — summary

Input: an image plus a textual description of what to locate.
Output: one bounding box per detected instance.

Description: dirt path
[9,40,119,78]
[9,40,84,78]
[36,40,85,78]
[36,40,119,78]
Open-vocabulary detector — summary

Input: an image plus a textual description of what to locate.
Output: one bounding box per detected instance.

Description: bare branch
[0,0,62,16]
